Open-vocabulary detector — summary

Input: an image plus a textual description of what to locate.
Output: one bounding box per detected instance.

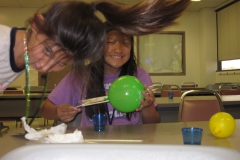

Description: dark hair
[85,22,137,121]
[96,0,190,35]
[28,1,106,88]
[28,0,189,89]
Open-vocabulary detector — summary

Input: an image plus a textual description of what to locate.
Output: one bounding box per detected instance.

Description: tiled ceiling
[0,0,233,11]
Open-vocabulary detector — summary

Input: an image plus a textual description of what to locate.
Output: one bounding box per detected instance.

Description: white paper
[21,117,84,143]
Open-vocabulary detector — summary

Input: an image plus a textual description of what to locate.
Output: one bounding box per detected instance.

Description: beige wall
[0,4,237,88]
[151,10,202,86]
[0,7,37,27]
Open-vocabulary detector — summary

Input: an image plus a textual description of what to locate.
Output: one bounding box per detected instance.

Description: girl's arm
[40,98,81,123]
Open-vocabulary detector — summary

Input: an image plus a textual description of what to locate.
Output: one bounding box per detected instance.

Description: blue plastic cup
[168,92,174,99]
[181,127,203,145]
[92,114,107,132]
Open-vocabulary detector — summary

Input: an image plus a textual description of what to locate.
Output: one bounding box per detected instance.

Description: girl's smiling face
[104,30,132,74]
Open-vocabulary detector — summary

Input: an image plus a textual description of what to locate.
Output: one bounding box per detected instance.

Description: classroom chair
[205,84,220,92]
[181,82,196,88]
[152,83,162,97]
[219,84,240,95]
[178,90,224,122]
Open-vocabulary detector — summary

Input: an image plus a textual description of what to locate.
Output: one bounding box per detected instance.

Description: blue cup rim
[182,127,203,132]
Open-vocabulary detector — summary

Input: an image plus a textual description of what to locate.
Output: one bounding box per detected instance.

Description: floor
[0,118,55,137]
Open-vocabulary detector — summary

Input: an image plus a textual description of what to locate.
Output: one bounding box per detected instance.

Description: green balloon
[108,75,145,113]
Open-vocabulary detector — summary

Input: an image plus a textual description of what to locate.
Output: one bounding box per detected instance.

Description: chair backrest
[161,84,181,97]
[219,84,232,90]
[230,84,240,89]
[3,86,24,94]
[181,82,196,88]
[215,82,232,85]
[3,90,24,94]
[218,84,240,95]
[205,84,219,92]
[178,90,224,122]
[152,83,162,97]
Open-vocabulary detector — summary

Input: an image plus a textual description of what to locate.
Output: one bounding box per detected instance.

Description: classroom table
[0,120,239,158]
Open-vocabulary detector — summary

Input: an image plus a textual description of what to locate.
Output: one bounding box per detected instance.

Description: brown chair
[3,86,24,94]
[219,84,240,95]
[205,84,220,92]
[2,90,24,94]
[178,90,224,122]
[152,83,162,97]
[230,84,240,89]
[161,84,181,97]
[181,82,196,88]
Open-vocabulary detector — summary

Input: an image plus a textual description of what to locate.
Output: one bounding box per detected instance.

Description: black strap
[105,103,115,125]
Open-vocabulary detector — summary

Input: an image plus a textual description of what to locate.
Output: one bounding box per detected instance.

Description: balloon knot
[213,127,221,135]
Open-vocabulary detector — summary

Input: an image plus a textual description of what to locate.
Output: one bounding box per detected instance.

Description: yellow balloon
[209,112,236,138]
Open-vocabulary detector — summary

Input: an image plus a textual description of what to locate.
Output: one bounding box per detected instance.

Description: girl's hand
[56,104,81,123]
[136,84,155,111]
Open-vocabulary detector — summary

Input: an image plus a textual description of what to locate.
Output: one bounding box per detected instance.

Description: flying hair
[95,0,191,35]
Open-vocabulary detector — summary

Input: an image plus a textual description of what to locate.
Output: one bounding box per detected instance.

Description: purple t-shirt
[48,67,157,126]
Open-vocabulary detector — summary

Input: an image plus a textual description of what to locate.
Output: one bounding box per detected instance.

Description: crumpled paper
[21,117,84,143]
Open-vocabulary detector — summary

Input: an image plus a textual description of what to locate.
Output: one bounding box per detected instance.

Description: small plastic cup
[181,127,203,145]
[92,114,107,132]
[168,92,174,99]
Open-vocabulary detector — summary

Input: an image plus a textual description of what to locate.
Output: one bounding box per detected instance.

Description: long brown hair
[96,0,190,35]
[28,0,190,96]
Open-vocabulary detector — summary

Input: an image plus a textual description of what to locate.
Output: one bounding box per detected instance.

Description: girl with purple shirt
[40,22,161,126]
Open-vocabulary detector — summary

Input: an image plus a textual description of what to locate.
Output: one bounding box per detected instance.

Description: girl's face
[27,33,71,73]
[104,30,132,74]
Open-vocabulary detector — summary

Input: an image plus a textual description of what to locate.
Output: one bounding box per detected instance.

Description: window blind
[217,1,240,61]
